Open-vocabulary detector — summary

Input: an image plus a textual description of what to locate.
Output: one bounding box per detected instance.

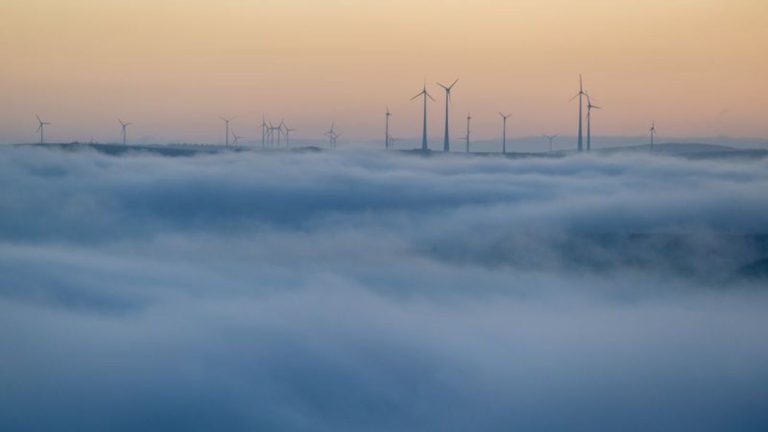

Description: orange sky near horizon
[1,0,766,144]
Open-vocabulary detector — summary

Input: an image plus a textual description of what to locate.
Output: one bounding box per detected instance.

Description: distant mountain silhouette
[598,142,768,159]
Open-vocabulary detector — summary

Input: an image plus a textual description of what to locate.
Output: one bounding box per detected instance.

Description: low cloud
[1,147,767,431]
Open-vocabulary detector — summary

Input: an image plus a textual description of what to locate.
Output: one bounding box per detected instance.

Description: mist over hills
[10,139,768,162]
[1,146,767,431]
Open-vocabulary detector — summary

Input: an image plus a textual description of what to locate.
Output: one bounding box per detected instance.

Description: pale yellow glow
[1,0,766,143]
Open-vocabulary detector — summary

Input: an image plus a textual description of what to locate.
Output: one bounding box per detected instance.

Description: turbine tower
[268,121,282,147]
[586,94,601,152]
[437,79,459,152]
[325,123,340,149]
[465,113,471,153]
[649,122,657,150]
[282,122,296,147]
[220,116,235,147]
[118,119,132,146]
[411,83,435,151]
[543,135,559,153]
[570,74,587,152]
[278,120,287,146]
[261,116,268,148]
[35,115,50,145]
[499,112,511,154]
[385,107,391,150]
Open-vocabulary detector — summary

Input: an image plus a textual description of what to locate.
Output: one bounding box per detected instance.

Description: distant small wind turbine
[325,122,340,149]
[570,74,587,152]
[411,83,436,151]
[278,120,288,146]
[649,121,657,150]
[35,115,50,145]
[268,121,283,147]
[232,132,245,146]
[499,112,511,154]
[543,134,559,153]
[261,115,268,147]
[220,116,235,147]
[385,107,391,150]
[437,78,459,152]
[586,94,601,152]
[282,122,296,147]
[465,113,472,153]
[118,119,133,146]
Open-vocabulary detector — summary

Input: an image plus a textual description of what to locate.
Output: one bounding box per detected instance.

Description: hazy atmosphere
[1,0,767,144]
[1,148,768,430]
[2,1,768,431]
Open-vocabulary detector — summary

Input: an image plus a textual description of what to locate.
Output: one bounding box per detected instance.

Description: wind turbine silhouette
[278,120,288,146]
[325,123,340,149]
[437,79,459,152]
[570,74,587,152]
[220,116,235,147]
[411,82,435,151]
[649,121,657,150]
[118,119,132,146]
[268,121,282,146]
[543,134,559,153]
[499,112,511,154]
[385,107,391,150]
[261,116,268,147]
[232,132,245,146]
[586,94,601,152]
[464,113,472,153]
[35,115,50,145]
[282,122,296,147]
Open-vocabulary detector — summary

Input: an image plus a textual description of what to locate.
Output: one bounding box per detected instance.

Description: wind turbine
[499,112,511,154]
[268,121,282,147]
[35,115,50,145]
[220,116,235,147]
[385,107,391,150]
[282,122,296,147]
[570,74,587,152]
[465,113,472,153]
[118,119,132,146]
[586,94,601,152]
[278,120,288,146]
[232,132,245,146]
[325,123,339,149]
[649,121,657,150]
[410,83,435,151]
[261,115,268,147]
[267,121,275,146]
[437,78,459,152]
[543,134,559,153]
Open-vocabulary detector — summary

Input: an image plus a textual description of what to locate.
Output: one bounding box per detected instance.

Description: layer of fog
[1,147,767,431]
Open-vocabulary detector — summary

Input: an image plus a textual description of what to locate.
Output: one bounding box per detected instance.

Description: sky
[1,147,768,430]
[1,0,767,143]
